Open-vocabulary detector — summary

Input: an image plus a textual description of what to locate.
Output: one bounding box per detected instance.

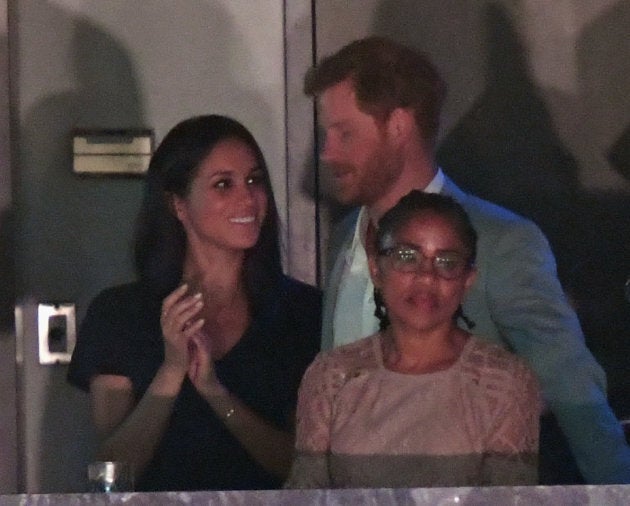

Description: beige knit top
[286,334,542,488]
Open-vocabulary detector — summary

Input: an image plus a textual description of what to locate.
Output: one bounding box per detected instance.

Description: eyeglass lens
[387,247,467,279]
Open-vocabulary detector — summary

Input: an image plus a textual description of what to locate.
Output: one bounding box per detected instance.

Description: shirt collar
[352,168,445,250]
[425,167,445,194]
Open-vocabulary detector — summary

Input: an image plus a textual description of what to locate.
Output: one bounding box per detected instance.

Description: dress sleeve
[67,286,140,391]
[278,278,322,426]
[285,353,335,489]
[481,357,542,485]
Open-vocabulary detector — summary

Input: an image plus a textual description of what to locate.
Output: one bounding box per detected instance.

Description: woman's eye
[214,178,232,190]
[396,249,418,264]
[247,172,265,186]
[435,255,461,271]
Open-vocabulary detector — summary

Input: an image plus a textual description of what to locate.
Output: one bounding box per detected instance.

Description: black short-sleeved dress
[67,275,322,491]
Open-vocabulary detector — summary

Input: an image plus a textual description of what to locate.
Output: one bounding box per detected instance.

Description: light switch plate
[38,303,76,365]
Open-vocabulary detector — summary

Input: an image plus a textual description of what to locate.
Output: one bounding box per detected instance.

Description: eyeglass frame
[377,243,474,280]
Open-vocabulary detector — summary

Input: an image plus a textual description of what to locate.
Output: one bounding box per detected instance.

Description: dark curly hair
[373,190,477,330]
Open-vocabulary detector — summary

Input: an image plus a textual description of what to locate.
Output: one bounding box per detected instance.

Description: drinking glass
[87,461,133,493]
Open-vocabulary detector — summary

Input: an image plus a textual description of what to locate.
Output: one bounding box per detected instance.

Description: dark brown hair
[376,190,477,265]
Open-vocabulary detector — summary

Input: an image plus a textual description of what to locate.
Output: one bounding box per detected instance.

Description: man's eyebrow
[327,119,351,129]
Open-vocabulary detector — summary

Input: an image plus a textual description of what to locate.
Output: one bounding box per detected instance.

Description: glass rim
[377,244,473,279]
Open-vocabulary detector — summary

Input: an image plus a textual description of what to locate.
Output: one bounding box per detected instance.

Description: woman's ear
[169,193,186,223]
[463,266,477,293]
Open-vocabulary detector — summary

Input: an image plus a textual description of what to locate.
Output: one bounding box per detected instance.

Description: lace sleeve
[482,358,542,485]
[285,353,338,488]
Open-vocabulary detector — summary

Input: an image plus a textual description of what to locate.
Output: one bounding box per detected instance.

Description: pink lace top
[286,334,542,488]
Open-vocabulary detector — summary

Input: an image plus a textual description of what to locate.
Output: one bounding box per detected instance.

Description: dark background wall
[434,2,630,417]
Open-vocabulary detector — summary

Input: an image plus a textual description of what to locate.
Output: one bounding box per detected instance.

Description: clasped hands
[160,283,224,397]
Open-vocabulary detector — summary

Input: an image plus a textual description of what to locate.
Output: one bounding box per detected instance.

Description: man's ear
[386,107,415,145]
[368,253,382,289]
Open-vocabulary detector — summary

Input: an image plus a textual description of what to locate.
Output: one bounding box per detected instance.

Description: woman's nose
[238,183,257,203]
[412,256,438,279]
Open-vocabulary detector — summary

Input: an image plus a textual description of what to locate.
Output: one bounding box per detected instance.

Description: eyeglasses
[378,244,472,280]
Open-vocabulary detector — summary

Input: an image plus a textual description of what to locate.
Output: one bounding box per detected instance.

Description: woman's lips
[405,292,437,311]
[230,216,256,224]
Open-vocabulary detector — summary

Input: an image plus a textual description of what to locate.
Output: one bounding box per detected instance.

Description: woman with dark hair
[286,190,541,488]
[68,115,321,491]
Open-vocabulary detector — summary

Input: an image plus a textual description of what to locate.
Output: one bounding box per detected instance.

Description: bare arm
[206,386,295,479]
[90,366,186,476]
[90,283,204,477]
[188,334,295,480]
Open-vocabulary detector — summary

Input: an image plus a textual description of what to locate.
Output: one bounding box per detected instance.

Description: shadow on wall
[570,0,630,414]
[435,2,630,418]
[16,6,145,493]
[373,0,630,416]
[15,0,279,493]
[0,208,14,332]
[577,0,630,184]
[610,126,630,179]
[0,22,12,334]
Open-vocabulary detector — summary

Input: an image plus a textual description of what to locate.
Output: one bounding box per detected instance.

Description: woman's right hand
[160,283,205,373]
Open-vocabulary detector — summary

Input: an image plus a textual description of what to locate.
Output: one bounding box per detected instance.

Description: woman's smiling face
[172,137,268,254]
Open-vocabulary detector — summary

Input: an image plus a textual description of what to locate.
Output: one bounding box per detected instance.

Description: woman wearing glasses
[286,190,541,488]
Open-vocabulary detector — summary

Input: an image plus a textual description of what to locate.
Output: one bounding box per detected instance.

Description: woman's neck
[182,245,251,360]
[381,324,469,375]
[182,241,246,301]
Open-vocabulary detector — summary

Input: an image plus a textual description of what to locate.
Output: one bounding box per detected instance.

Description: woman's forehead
[387,211,459,236]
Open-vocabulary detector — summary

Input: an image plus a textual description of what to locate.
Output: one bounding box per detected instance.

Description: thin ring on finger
[161,309,169,322]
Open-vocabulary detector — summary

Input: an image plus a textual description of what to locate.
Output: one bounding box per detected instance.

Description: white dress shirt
[331,169,445,347]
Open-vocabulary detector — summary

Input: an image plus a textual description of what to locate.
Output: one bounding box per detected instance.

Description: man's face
[318,78,401,207]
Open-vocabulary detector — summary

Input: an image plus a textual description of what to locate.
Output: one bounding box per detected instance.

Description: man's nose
[319,135,335,163]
